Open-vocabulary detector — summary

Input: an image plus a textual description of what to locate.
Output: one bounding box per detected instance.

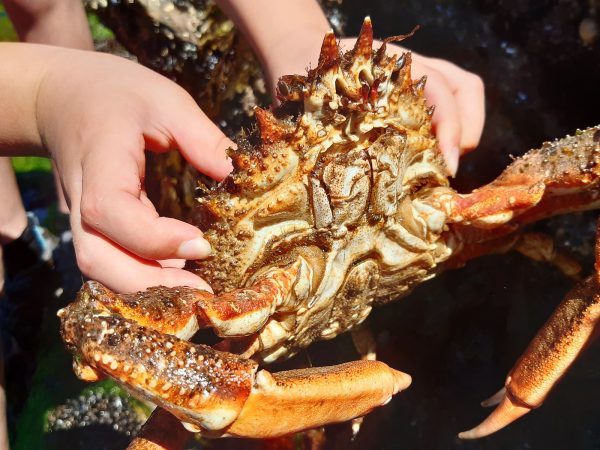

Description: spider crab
[59,17,600,445]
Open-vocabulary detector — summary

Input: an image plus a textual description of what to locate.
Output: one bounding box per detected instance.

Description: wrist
[34,46,74,160]
[263,25,329,88]
[0,43,55,156]
[215,0,329,92]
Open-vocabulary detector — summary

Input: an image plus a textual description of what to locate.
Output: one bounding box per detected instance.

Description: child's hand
[34,48,233,292]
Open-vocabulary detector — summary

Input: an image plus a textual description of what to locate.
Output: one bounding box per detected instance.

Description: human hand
[35,49,233,293]
[371,42,485,176]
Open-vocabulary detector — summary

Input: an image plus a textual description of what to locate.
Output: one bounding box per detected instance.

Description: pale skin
[0,0,94,237]
[0,2,93,449]
[0,0,94,290]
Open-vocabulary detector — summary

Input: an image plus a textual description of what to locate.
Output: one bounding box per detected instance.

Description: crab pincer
[58,281,410,438]
[459,268,600,438]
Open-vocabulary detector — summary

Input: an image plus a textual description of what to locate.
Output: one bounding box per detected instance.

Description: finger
[71,217,212,294]
[79,134,211,261]
[158,258,186,269]
[146,86,234,181]
[416,57,485,152]
[410,63,461,176]
[451,77,484,152]
[379,42,485,159]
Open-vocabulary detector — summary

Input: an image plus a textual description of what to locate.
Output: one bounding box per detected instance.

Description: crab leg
[59,292,259,431]
[193,264,300,337]
[126,353,409,448]
[428,127,600,438]
[458,220,600,439]
[350,324,377,437]
[444,232,581,280]
[127,409,190,450]
[227,359,409,438]
[440,125,600,229]
[70,262,300,346]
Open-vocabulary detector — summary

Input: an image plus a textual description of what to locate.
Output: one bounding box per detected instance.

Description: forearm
[216,0,330,84]
[0,43,59,156]
[4,0,93,49]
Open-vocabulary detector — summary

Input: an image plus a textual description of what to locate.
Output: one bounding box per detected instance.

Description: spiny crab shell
[191,18,453,362]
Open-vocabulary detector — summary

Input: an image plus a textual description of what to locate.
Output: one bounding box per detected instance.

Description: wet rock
[46,391,144,437]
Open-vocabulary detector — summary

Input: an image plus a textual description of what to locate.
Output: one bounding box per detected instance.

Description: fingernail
[444,146,459,177]
[177,237,211,259]
[158,258,186,269]
[187,278,214,294]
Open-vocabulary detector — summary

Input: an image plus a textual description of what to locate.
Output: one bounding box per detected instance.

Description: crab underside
[59,17,600,449]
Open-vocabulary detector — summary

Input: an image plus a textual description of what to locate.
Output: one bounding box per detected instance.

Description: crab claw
[126,362,409,450]
[460,268,600,439]
[60,288,410,438]
[458,389,531,439]
[226,360,411,438]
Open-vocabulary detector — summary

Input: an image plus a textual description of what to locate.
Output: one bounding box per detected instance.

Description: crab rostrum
[59,18,600,442]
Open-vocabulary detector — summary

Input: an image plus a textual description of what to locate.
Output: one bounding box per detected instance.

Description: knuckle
[79,195,104,227]
[424,67,443,83]
[74,241,94,277]
[467,73,485,94]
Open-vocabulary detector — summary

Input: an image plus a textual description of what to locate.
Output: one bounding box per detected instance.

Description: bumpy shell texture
[191,18,453,361]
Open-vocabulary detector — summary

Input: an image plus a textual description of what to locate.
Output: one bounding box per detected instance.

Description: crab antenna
[352,16,374,60]
[458,394,530,439]
[376,24,420,62]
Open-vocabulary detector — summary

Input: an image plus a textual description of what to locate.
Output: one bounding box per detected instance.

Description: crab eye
[277,79,289,96]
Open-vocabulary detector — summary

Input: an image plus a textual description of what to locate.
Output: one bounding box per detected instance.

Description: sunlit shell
[191,18,452,361]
